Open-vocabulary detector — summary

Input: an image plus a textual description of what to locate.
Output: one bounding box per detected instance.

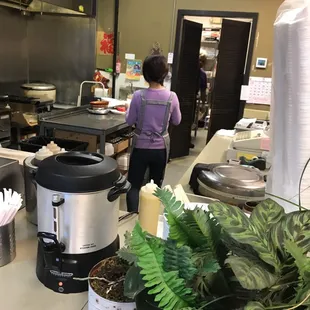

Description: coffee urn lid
[36,152,120,193]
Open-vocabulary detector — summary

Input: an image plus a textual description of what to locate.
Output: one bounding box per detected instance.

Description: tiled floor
[164,129,207,187]
[0,130,207,310]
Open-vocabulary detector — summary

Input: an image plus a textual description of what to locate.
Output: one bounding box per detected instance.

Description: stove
[0,95,53,113]
[0,95,53,128]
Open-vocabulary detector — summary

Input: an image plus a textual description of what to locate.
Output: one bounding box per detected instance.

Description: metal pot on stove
[35,151,130,293]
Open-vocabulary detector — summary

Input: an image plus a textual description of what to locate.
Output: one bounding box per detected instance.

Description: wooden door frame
[171,10,259,120]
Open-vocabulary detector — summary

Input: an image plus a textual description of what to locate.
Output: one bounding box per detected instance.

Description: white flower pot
[88,259,136,310]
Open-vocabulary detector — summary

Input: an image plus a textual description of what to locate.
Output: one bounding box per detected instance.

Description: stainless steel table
[39,107,130,154]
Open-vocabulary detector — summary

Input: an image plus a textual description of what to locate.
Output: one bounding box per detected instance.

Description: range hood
[0,0,95,16]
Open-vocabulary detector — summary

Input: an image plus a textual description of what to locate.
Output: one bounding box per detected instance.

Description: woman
[125,55,182,212]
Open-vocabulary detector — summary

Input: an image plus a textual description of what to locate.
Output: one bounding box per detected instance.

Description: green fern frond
[117,247,137,266]
[124,230,132,247]
[130,223,196,310]
[155,188,191,246]
[164,239,197,281]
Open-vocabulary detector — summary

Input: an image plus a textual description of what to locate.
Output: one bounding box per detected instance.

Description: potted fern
[118,189,310,310]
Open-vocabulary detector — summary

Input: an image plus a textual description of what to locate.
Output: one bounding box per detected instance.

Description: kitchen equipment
[35,152,131,293]
[24,156,38,225]
[0,95,53,129]
[0,219,16,267]
[0,0,96,16]
[87,107,110,115]
[77,81,105,107]
[21,83,56,103]
[24,147,55,225]
[197,164,265,205]
[90,100,109,109]
[0,109,11,147]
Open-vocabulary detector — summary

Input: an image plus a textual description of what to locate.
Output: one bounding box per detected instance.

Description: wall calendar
[247,77,272,105]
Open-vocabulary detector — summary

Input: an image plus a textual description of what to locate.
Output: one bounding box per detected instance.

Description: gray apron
[131,90,173,165]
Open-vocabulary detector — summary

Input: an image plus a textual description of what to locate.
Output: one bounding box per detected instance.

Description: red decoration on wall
[97,31,114,55]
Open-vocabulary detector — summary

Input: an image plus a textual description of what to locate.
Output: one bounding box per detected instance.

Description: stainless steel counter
[39,106,130,153]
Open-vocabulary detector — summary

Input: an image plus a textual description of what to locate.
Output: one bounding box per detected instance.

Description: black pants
[126,148,167,212]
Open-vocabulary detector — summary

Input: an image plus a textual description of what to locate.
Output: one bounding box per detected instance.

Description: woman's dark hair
[143,55,168,86]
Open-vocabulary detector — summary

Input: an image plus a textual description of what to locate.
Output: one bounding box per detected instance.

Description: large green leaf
[269,210,310,259]
[226,256,278,290]
[284,240,310,282]
[164,239,197,281]
[124,265,145,299]
[244,301,265,310]
[130,223,196,310]
[209,202,281,271]
[250,199,285,235]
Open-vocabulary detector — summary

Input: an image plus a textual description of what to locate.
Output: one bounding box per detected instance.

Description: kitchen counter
[0,208,139,310]
[39,106,130,153]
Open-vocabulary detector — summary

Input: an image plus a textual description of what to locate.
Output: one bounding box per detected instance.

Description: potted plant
[88,256,136,310]
[118,188,310,310]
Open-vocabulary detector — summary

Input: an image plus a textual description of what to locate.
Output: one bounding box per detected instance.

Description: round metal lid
[36,152,120,193]
[198,164,265,198]
[21,83,56,91]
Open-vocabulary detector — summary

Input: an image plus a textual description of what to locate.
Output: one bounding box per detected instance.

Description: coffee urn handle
[108,180,131,202]
[52,194,65,241]
[37,232,66,270]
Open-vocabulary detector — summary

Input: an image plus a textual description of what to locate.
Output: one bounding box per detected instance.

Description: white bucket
[88,259,136,310]
[88,285,136,310]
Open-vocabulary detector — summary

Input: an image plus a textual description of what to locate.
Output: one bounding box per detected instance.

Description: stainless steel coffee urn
[35,152,130,293]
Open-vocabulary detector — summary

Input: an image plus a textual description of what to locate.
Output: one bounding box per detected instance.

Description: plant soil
[90,256,132,303]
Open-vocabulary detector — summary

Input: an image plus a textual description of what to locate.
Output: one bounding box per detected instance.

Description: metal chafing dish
[197,164,265,205]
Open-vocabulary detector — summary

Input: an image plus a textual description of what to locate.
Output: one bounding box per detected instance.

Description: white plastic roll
[267,0,310,211]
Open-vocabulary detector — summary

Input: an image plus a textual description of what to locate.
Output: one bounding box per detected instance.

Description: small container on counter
[139,180,161,236]
[117,153,130,175]
[0,219,16,267]
[105,143,114,156]
[35,146,53,162]
[46,141,61,154]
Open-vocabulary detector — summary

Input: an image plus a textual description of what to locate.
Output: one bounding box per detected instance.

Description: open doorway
[170,10,258,159]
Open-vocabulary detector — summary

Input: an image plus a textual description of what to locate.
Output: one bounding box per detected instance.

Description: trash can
[0,220,16,267]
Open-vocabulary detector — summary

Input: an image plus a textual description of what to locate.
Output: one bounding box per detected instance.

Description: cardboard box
[55,130,97,152]
[113,139,129,154]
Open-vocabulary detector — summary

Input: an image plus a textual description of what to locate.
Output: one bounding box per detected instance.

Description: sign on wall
[126,59,142,81]
[97,31,114,55]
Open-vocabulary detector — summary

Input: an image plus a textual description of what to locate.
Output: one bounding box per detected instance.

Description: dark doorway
[169,19,202,159]
[207,19,251,142]
[170,10,258,158]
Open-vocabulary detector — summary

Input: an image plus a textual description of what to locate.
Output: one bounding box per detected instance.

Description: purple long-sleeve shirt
[126,88,182,149]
